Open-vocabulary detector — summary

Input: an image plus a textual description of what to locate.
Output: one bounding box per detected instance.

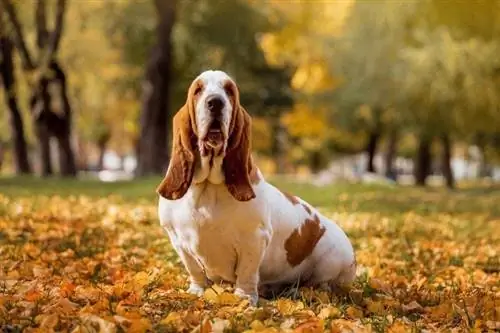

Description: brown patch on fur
[222,79,255,201]
[156,105,196,200]
[281,190,300,205]
[301,203,312,215]
[284,214,326,267]
[156,79,201,200]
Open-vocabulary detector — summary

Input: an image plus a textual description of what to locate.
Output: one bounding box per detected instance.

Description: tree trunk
[35,124,52,176]
[51,61,76,176]
[365,130,380,173]
[0,36,32,174]
[97,140,107,171]
[31,76,54,176]
[414,136,432,186]
[384,130,398,180]
[56,134,76,176]
[135,0,176,176]
[441,133,455,189]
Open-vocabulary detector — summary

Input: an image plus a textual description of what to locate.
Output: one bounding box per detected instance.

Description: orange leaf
[127,318,152,333]
[293,320,323,333]
[345,306,363,319]
[25,289,42,302]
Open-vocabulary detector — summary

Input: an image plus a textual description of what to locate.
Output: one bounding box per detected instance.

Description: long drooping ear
[223,106,256,202]
[156,105,196,200]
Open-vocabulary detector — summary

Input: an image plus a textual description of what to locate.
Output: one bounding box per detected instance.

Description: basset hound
[157,70,356,306]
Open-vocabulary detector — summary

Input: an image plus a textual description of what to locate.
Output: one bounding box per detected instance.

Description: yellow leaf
[318,306,341,319]
[160,312,182,325]
[250,319,266,331]
[276,299,304,316]
[387,321,411,333]
[203,288,219,303]
[132,271,149,289]
[345,306,363,319]
[218,292,241,305]
[366,300,386,315]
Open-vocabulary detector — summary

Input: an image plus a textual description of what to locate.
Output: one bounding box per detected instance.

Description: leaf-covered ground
[0,178,499,332]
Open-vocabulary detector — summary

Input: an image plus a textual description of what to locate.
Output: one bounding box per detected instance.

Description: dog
[157,70,356,306]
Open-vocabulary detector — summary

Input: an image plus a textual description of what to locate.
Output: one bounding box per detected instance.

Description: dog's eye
[194,87,202,96]
[224,85,234,97]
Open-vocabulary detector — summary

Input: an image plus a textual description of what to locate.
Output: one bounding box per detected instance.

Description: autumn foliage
[0,182,498,332]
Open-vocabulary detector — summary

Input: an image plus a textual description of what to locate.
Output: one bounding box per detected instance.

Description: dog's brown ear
[223,105,256,202]
[157,105,196,200]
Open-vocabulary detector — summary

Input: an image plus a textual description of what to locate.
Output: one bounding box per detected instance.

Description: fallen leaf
[276,299,304,316]
[128,318,152,333]
[345,306,363,319]
[80,314,116,333]
[401,300,423,314]
[293,319,323,333]
[366,300,385,315]
[217,292,241,305]
[317,306,341,319]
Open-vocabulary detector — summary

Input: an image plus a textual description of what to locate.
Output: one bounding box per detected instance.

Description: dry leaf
[293,319,323,333]
[401,300,423,314]
[80,314,116,333]
[366,300,385,315]
[345,306,363,319]
[276,299,304,316]
[317,306,341,319]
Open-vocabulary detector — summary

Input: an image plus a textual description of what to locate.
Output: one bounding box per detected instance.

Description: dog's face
[156,70,256,202]
[192,70,236,156]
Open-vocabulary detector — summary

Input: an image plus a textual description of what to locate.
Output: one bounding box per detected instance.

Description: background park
[0,0,499,332]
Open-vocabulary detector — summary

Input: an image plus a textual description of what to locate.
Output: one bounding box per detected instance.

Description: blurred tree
[135,0,176,176]
[108,0,293,175]
[2,0,76,176]
[332,0,417,174]
[258,0,352,172]
[0,9,31,174]
[399,26,500,187]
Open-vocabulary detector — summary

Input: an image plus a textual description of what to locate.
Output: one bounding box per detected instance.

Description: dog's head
[156,70,255,202]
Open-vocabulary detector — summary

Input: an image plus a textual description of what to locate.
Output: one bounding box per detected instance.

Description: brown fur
[156,80,199,200]
[223,105,256,201]
[281,190,300,205]
[157,76,256,202]
[301,203,312,215]
[284,214,326,266]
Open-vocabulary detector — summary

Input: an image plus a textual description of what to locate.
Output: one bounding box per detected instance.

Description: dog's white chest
[158,184,266,283]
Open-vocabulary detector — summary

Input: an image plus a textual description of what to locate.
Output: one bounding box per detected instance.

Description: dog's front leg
[234,234,269,306]
[177,248,208,296]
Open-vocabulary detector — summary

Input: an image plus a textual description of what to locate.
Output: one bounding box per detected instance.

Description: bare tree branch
[36,0,48,49]
[40,0,66,67]
[0,0,35,70]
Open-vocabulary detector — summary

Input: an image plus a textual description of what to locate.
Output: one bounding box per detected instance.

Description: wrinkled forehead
[196,70,234,90]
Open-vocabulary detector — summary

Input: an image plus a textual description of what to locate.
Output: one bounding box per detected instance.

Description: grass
[0,176,499,332]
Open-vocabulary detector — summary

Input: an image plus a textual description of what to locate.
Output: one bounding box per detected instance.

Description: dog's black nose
[207,96,224,114]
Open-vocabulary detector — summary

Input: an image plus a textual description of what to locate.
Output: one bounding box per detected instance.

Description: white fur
[158,70,356,306]
[195,70,233,144]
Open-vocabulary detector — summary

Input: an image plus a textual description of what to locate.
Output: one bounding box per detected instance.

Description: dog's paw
[234,288,258,306]
[187,283,205,297]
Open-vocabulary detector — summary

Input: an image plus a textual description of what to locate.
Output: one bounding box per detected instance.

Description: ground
[0,177,498,333]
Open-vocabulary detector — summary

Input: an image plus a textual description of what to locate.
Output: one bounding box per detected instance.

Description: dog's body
[157,70,356,305]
